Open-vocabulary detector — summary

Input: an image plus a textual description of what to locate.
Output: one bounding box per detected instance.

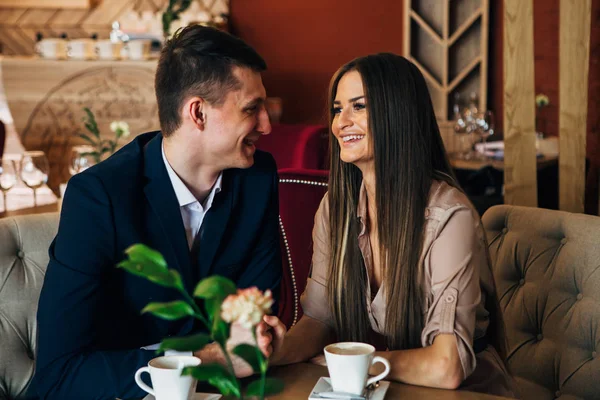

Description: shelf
[0,0,97,8]
[410,10,444,45]
[448,9,482,46]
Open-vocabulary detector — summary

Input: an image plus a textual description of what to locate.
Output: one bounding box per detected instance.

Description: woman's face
[332,70,373,168]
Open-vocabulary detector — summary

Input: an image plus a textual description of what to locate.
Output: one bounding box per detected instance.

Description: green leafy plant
[118,244,283,399]
[162,0,193,39]
[79,107,130,164]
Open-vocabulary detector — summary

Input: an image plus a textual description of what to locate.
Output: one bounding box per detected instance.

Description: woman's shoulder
[426,180,478,227]
[427,180,472,212]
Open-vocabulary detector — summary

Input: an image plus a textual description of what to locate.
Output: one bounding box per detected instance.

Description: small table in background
[449,154,558,171]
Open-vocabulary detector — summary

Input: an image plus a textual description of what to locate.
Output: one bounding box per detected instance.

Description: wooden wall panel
[0,9,27,24]
[503,0,538,207]
[558,0,592,213]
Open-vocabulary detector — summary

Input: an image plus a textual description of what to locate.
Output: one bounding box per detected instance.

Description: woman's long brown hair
[326,53,458,350]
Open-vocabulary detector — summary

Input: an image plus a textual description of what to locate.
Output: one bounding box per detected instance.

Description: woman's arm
[374,207,486,390]
[372,334,463,389]
[266,314,335,366]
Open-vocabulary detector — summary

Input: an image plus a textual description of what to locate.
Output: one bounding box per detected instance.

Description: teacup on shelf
[126,39,152,60]
[68,39,97,60]
[35,39,68,60]
[95,40,124,60]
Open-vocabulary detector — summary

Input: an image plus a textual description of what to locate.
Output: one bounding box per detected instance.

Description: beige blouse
[301,180,516,398]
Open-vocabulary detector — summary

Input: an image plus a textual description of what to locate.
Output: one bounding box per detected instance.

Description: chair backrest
[0,213,58,400]
[482,205,600,400]
[256,124,329,170]
[0,120,6,160]
[277,168,328,329]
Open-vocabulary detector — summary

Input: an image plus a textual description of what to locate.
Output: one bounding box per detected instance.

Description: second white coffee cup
[134,355,201,400]
[324,342,391,395]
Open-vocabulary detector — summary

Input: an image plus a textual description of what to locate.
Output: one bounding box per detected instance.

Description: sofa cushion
[0,213,58,400]
[483,205,600,400]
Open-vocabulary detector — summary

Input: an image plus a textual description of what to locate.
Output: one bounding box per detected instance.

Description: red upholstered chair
[277,168,329,329]
[0,120,6,160]
[256,124,329,170]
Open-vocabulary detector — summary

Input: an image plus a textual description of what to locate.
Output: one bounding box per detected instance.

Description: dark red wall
[231,0,599,210]
[230,0,405,125]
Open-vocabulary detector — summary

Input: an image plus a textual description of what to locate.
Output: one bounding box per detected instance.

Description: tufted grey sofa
[483,205,600,400]
[0,213,58,400]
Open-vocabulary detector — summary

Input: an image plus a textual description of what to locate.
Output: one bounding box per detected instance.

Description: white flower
[535,94,550,108]
[221,287,273,329]
[110,121,130,138]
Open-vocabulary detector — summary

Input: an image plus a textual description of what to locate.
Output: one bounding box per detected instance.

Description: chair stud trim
[280,178,328,187]
[278,215,299,326]
[278,177,328,327]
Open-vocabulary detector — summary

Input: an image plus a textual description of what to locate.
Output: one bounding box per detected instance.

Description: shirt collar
[161,142,222,208]
[357,180,367,236]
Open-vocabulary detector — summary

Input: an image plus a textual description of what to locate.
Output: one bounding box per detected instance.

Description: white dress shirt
[142,144,223,355]
[161,142,223,249]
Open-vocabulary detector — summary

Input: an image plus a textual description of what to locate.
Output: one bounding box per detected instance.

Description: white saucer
[143,393,221,400]
[308,377,390,400]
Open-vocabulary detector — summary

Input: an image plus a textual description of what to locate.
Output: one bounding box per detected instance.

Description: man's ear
[186,97,206,130]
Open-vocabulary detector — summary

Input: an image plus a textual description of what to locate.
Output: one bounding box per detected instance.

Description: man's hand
[192,321,278,378]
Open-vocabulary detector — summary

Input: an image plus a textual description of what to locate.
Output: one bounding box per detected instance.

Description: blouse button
[519,278,525,286]
[555,390,561,398]
[445,294,455,303]
[17,250,25,259]
[502,228,508,234]
[537,334,543,341]
[576,293,583,301]
[592,351,598,358]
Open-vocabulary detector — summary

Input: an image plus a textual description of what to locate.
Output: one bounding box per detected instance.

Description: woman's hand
[262,315,287,365]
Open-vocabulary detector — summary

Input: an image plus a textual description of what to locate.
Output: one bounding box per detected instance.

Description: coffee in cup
[134,355,200,400]
[324,342,391,395]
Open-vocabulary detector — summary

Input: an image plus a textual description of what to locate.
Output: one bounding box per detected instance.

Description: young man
[34,25,281,399]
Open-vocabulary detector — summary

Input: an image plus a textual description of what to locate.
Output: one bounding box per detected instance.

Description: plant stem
[180,289,210,328]
[253,330,267,400]
[218,341,241,397]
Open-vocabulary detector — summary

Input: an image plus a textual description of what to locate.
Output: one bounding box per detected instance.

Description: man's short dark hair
[155,25,267,137]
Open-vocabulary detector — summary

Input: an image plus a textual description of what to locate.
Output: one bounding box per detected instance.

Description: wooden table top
[264,363,508,399]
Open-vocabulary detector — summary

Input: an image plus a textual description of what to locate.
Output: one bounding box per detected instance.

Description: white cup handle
[367,356,391,387]
[134,366,155,396]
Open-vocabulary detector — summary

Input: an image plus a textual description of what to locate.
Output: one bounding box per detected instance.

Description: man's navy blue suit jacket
[34,132,282,400]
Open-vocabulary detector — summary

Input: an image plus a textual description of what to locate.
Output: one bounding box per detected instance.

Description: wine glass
[20,151,49,207]
[69,145,95,176]
[452,93,472,159]
[476,110,495,160]
[0,158,17,211]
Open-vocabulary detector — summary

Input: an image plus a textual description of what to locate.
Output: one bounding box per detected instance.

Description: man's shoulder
[82,131,159,181]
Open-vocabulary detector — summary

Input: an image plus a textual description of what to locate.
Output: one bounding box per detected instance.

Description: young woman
[264,53,514,397]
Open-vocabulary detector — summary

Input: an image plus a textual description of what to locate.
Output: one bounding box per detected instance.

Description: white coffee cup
[324,342,391,396]
[35,39,68,59]
[68,39,96,60]
[134,355,201,400]
[95,40,123,60]
[126,39,152,60]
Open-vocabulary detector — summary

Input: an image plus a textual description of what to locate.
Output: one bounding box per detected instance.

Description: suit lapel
[197,169,237,279]
[143,134,194,291]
